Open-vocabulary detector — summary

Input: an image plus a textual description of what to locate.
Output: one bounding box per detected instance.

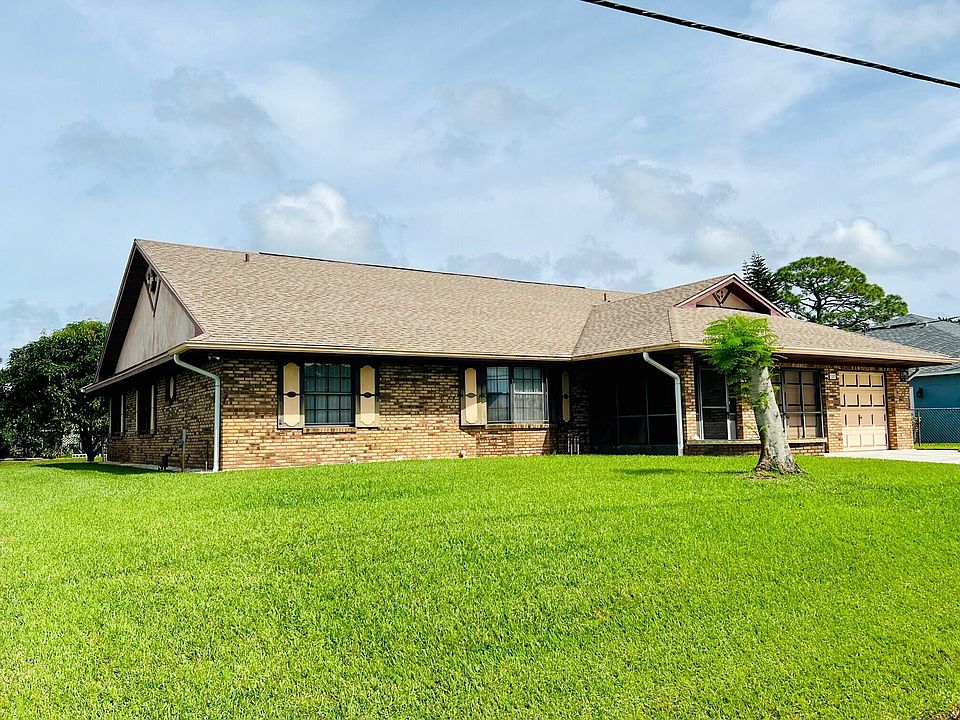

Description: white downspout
[173,354,221,472]
[643,352,684,457]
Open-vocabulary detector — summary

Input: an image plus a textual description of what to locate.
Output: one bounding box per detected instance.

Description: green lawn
[1,456,959,719]
[916,443,960,450]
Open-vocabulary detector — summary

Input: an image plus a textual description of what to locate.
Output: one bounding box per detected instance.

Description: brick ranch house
[85,239,951,470]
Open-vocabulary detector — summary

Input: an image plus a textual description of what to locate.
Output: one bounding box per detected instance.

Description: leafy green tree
[0,321,108,461]
[741,252,783,305]
[774,257,908,330]
[704,315,799,475]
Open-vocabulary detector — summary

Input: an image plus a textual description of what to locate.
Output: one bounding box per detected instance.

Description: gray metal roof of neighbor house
[863,314,960,377]
[87,239,955,391]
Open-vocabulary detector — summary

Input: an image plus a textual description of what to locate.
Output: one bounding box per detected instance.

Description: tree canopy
[741,252,783,306]
[0,320,107,460]
[773,256,908,330]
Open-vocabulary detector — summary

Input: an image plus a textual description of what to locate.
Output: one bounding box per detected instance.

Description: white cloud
[249,183,399,264]
[596,160,734,236]
[0,297,114,364]
[869,1,960,50]
[50,117,158,178]
[0,300,59,365]
[445,239,651,291]
[804,217,959,272]
[670,224,766,270]
[248,63,347,160]
[596,159,776,269]
[551,238,652,291]
[152,66,281,176]
[428,82,557,168]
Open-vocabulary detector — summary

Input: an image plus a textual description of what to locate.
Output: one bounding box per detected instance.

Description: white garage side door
[840,371,888,450]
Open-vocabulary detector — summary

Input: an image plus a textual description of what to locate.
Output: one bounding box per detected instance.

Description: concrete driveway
[825,449,960,464]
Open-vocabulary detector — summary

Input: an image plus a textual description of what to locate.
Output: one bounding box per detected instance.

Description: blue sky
[2,0,959,362]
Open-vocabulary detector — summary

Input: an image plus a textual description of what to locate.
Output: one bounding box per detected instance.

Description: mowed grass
[1,456,959,719]
[917,443,960,450]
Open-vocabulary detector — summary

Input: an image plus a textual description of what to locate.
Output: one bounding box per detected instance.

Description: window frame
[136,383,156,436]
[110,392,124,437]
[484,365,549,424]
[302,361,355,427]
[777,368,824,439]
[696,363,737,440]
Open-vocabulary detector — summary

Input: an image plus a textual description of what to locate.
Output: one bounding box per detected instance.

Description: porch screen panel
[586,358,678,450]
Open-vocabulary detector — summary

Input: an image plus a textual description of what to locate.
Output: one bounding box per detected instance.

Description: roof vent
[243,253,249,263]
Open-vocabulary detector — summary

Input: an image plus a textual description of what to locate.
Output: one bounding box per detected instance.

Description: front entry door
[698,366,737,440]
[840,371,888,450]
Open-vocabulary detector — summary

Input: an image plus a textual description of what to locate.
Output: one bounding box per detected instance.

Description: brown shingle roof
[668,307,948,362]
[135,239,635,360]
[97,239,951,378]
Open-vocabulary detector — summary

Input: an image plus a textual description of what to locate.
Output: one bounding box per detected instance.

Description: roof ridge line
[137,237,637,293]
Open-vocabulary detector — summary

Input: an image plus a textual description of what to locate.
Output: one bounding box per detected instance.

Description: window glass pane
[486,367,511,422]
[699,368,728,407]
[701,408,729,440]
[304,362,353,425]
[514,394,544,422]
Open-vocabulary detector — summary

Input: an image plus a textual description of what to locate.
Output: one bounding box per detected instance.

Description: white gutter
[173,354,221,472]
[643,352,684,457]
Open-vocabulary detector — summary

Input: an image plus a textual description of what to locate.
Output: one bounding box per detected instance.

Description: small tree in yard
[704,315,799,475]
[0,320,108,461]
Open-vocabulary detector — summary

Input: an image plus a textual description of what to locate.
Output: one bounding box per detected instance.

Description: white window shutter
[279,362,304,429]
[356,364,378,428]
[561,371,571,423]
[461,367,486,426]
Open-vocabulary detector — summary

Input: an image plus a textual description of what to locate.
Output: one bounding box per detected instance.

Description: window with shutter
[484,366,548,424]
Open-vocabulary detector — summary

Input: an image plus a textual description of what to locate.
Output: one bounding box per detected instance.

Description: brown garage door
[840,371,888,450]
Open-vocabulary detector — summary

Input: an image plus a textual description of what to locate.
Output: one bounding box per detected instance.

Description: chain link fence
[914,407,960,445]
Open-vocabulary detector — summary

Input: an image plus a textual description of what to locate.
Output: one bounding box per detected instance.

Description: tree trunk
[748,366,800,474]
[78,427,98,463]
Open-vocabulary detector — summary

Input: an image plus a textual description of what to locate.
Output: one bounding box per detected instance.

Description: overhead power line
[579,0,960,91]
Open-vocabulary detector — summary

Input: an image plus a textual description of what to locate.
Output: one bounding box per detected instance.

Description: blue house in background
[864,315,960,443]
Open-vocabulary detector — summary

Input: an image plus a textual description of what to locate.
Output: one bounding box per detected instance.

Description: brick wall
[677,353,913,456]
[885,368,914,450]
[219,358,574,470]
[677,354,698,447]
[105,362,216,469]
[104,353,915,469]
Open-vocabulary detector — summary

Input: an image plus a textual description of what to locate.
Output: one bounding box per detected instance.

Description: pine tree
[742,252,783,305]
